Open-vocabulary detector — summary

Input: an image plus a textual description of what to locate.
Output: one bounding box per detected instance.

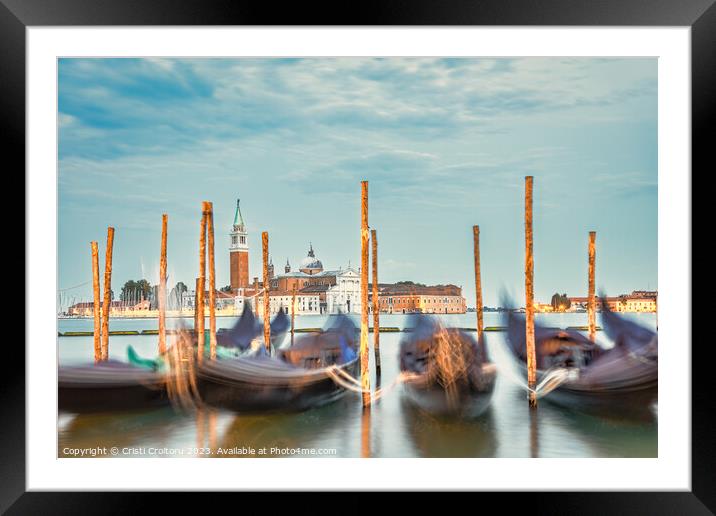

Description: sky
[58,57,657,308]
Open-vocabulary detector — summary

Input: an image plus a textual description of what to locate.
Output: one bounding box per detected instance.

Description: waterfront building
[568,296,618,311]
[619,296,657,313]
[371,283,467,314]
[233,289,322,317]
[67,299,149,316]
[267,244,362,314]
[567,290,657,313]
[68,300,119,316]
[265,291,322,316]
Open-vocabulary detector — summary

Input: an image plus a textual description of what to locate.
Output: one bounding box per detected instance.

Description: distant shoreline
[57,310,656,321]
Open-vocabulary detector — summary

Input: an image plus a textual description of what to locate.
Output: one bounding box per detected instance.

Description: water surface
[58,312,657,458]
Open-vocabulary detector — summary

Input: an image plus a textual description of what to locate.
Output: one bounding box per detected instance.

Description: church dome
[299,244,323,273]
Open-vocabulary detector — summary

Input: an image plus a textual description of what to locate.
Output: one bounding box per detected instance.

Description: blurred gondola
[504,298,657,419]
[58,359,169,413]
[399,314,496,418]
[196,313,359,413]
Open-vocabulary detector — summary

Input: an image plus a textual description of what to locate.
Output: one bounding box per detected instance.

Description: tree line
[550,292,571,311]
[120,279,188,310]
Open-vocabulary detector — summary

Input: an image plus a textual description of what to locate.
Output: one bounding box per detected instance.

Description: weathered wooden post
[371,229,381,373]
[588,231,596,342]
[262,231,271,353]
[194,277,200,332]
[360,181,371,407]
[101,227,114,361]
[158,214,168,355]
[473,225,485,359]
[91,241,101,363]
[253,277,259,317]
[525,176,537,408]
[197,206,207,363]
[291,285,296,346]
[206,202,217,360]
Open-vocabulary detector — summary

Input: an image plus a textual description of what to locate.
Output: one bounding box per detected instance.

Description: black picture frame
[3,0,708,512]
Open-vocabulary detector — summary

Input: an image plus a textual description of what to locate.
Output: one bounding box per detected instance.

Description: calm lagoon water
[58,312,657,458]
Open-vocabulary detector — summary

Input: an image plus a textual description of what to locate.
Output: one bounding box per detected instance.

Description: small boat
[58,306,291,414]
[215,303,289,354]
[504,302,657,419]
[600,300,658,357]
[196,313,359,413]
[399,315,497,418]
[58,358,168,413]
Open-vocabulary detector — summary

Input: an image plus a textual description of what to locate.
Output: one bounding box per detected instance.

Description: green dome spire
[233,199,244,227]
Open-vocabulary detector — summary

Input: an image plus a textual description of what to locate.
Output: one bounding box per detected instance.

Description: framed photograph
[5,0,709,511]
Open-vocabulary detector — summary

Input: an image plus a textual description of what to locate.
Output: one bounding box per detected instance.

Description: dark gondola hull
[515,361,657,420]
[59,383,169,413]
[403,364,497,419]
[543,384,657,420]
[196,357,359,413]
[505,309,658,420]
[58,363,168,413]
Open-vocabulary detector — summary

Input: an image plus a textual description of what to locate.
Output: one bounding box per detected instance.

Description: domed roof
[299,243,323,271]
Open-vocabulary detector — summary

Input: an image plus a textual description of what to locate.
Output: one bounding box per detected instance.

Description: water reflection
[529,408,539,458]
[539,402,657,458]
[59,406,190,457]
[361,406,372,458]
[400,398,498,458]
[215,396,361,457]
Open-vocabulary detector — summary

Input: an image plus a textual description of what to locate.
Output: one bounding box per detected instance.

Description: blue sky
[58,57,657,307]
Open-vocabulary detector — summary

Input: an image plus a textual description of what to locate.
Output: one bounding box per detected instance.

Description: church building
[225,199,361,316]
[269,244,362,315]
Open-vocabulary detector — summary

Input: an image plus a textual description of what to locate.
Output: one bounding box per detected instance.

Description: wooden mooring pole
[524,176,537,408]
[371,229,381,373]
[262,231,271,353]
[158,214,168,355]
[360,181,371,407]
[206,202,217,360]
[253,277,259,317]
[197,206,207,363]
[194,277,200,332]
[91,241,101,363]
[101,227,114,361]
[473,225,485,359]
[291,285,296,346]
[588,231,596,342]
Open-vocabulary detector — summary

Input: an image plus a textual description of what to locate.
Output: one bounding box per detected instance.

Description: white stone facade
[243,293,321,316]
[326,268,362,314]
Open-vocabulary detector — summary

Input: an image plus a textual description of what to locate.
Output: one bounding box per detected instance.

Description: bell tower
[229,199,249,291]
